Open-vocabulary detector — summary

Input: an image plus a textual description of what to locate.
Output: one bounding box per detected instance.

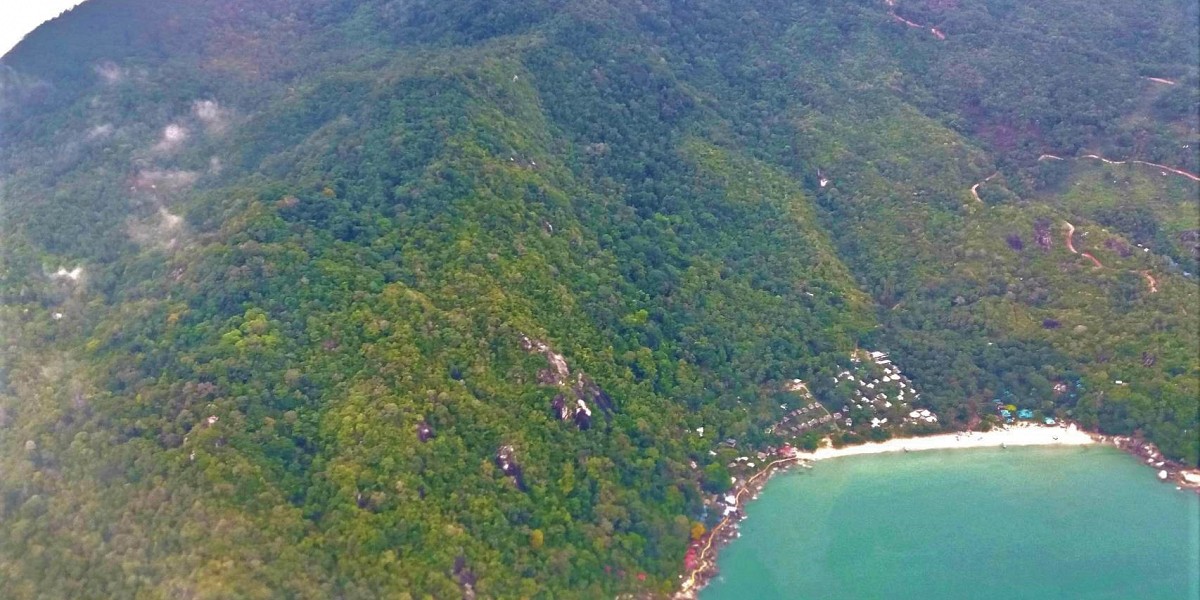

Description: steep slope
[1,0,1197,597]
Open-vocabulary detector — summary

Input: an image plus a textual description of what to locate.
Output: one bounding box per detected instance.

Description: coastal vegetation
[0,0,1196,597]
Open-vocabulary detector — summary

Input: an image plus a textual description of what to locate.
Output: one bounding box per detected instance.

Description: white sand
[799,424,1095,462]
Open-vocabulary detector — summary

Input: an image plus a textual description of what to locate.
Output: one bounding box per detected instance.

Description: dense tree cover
[1,0,1196,597]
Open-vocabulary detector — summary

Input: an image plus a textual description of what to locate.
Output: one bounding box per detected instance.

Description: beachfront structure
[831,348,929,434]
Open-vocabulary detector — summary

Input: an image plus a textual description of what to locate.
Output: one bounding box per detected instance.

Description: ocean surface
[702,446,1200,600]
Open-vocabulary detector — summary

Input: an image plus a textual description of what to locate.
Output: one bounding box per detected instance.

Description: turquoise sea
[702,446,1200,600]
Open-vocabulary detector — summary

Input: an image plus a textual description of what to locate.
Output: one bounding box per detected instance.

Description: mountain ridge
[1,0,1197,597]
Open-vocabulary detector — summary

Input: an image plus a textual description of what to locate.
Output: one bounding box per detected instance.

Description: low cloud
[0,65,49,115]
[192,99,231,134]
[127,207,187,250]
[159,207,183,230]
[93,61,125,84]
[153,123,189,153]
[87,123,114,140]
[192,99,220,122]
[48,266,85,282]
[129,169,199,195]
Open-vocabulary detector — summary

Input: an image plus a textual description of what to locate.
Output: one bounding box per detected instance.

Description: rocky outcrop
[417,420,435,442]
[521,335,613,430]
[495,445,526,491]
[453,555,477,600]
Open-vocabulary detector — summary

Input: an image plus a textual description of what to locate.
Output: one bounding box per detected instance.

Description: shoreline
[675,423,1199,599]
[799,422,1095,462]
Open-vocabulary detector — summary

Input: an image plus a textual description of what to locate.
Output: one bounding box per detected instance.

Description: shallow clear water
[702,446,1200,600]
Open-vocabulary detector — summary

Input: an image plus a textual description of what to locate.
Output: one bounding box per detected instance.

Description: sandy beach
[799,424,1095,462]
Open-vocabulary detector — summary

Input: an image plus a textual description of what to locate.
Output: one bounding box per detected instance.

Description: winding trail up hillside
[1038,153,1200,183]
[1079,155,1200,182]
[1064,221,1105,268]
[884,0,945,39]
[969,172,999,202]
[971,169,1173,294]
[1064,221,1161,292]
[1043,152,1193,290]
[1141,271,1159,292]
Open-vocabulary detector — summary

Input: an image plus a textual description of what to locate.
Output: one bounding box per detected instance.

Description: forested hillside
[1,0,1196,597]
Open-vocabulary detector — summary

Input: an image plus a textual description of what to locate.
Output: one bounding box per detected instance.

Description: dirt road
[1038,153,1199,182]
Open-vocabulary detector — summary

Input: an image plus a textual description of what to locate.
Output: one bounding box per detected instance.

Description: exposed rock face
[494,445,526,491]
[573,399,592,430]
[572,375,614,414]
[417,421,434,442]
[551,394,569,420]
[521,335,613,430]
[453,555,477,600]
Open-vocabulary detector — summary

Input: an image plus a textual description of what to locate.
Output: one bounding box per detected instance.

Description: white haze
[0,1,89,59]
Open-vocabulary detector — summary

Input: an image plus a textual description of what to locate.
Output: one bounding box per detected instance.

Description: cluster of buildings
[706,444,801,516]
[765,390,835,437]
[838,350,931,430]
[762,350,942,440]
[993,400,1054,425]
[905,408,938,425]
[722,449,784,473]
[766,381,838,439]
